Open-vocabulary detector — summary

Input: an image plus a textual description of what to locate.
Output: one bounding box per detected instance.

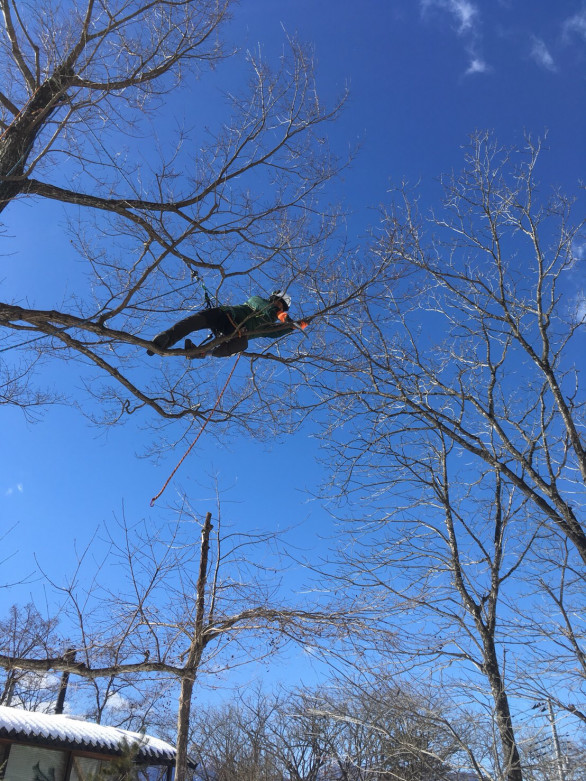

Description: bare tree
[319,132,586,561]
[189,688,340,781]
[267,692,337,781]
[0,0,229,204]
[1,0,363,430]
[306,678,466,781]
[0,603,60,709]
[190,690,283,781]
[189,678,463,781]
[327,439,533,779]
[0,600,163,727]
[513,534,586,729]
[0,502,367,781]
[303,134,585,780]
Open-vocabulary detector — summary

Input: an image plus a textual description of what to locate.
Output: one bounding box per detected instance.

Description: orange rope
[150,354,241,506]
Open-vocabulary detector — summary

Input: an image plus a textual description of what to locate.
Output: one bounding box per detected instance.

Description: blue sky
[1,0,585,702]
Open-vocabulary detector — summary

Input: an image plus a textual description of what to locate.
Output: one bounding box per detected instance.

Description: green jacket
[221,296,293,339]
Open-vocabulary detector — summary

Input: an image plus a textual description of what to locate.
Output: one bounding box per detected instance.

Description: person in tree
[146,290,307,358]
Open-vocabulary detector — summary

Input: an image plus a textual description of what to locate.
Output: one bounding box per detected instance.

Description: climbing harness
[149,353,241,507]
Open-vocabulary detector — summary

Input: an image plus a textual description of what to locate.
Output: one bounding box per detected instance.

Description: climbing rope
[0,333,47,353]
[193,253,218,309]
[0,316,94,354]
[149,353,241,507]
[1,268,213,355]
[133,279,195,309]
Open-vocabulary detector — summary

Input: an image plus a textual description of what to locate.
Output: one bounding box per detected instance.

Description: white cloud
[563,8,586,41]
[449,0,478,33]
[420,0,488,76]
[571,239,586,266]
[4,483,24,497]
[568,241,586,325]
[577,295,586,325]
[105,691,130,711]
[421,0,479,35]
[530,37,557,71]
[38,672,61,689]
[465,57,489,75]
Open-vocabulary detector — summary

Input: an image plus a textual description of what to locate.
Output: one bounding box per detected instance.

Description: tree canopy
[1,0,380,432]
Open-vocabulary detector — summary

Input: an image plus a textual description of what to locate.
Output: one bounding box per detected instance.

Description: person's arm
[252,312,308,339]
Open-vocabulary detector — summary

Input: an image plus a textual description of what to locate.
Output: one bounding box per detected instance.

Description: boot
[185,338,207,359]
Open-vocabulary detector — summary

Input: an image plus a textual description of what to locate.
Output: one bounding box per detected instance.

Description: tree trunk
[0,66,72,212]
[174,512,213,781]
[175,672,197,781]
[483,644,523,781]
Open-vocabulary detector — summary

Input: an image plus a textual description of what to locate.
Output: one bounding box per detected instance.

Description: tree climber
[146,291,308,358]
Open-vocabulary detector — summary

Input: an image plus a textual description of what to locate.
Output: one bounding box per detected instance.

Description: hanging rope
[149,353,241,507]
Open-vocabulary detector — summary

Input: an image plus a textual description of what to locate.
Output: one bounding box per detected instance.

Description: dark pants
[158,308,248,357]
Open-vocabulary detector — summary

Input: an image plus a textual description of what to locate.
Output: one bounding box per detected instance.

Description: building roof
[0,705,176,765]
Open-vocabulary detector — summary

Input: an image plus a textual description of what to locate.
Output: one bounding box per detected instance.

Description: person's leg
[148,308,229,354]
[158,312,209,346]
[210,334,248,357]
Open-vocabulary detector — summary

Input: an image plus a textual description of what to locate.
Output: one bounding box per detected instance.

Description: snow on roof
[0,705,176,764]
